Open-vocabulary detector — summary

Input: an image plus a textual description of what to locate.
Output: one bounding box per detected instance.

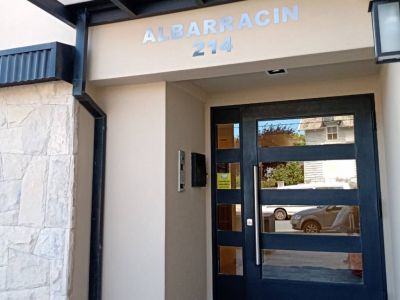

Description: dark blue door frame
[211,94,387,300]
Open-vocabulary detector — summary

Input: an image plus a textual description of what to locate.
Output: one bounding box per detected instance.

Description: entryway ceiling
[187,60,380,94]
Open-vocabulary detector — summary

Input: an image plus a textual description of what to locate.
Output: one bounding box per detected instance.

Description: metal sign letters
[143,4,299,57]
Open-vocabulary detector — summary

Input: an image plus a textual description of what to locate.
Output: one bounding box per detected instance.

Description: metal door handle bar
[253,165,261,266]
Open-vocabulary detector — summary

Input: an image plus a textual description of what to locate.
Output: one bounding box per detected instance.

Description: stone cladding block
[0,81,78,299]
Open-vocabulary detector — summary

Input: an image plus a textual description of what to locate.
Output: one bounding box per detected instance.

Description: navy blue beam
[29,0,244,28]
[133,0,205,15]
[73,10,88,96]
[89,0,242,26]
[0,42,74,88]
[88,7,131,26]
[109,0,137,17]
[27,0,76,27]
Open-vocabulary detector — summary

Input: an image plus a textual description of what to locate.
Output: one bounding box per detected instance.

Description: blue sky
[258,119,304,135]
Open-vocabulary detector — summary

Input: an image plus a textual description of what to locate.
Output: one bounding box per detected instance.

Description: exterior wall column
[381,64,400,300]
[0,82,78,299]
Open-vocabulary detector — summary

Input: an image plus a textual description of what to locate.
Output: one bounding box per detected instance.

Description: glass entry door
[211,95,387,300]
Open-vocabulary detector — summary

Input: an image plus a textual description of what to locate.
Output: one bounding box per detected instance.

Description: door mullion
[261,234,362,253]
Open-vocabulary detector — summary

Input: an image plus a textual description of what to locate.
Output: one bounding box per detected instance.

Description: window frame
[326,125,339,141]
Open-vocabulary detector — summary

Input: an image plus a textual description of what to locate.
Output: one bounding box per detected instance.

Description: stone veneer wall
[0,82,78,299]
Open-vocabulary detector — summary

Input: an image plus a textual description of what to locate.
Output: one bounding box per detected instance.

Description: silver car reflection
[291,205,359,233]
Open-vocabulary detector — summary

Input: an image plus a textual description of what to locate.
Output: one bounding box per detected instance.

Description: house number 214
[193,36,233,57]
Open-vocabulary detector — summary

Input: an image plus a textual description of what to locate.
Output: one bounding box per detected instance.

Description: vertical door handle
[253,165,261,266]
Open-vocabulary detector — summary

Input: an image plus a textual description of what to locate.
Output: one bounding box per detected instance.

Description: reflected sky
[258,119,304,135]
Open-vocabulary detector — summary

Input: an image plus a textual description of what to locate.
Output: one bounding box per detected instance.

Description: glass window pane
[217,123,240,149]
[260,160,357,190]
[261,205,360,236]
[378,2,400,53]
[218,204,242,232]
[219,246,243,276]
[217,163,241,190]
[258,115,354,148]
[262,249,363,284]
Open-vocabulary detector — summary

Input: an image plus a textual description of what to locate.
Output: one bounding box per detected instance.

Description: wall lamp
[369,0,400,63]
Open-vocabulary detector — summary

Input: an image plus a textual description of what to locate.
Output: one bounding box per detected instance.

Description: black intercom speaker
[191,153,207,187]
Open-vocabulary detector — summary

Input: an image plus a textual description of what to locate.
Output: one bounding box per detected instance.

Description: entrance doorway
[211,95,386,300]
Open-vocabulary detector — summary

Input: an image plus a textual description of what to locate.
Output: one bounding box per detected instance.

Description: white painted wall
[71,104,94,300]
[97,82,166,300]
[204,73,392,299]
[165,83,206,300]
[0,0,74,50]
[380,64,400,300]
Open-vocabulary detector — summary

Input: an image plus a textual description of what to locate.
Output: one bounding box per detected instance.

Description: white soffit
[57,0,93,5]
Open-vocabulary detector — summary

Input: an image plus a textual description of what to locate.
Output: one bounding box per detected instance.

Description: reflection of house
[299,116,355,145]
[299,116,357,186]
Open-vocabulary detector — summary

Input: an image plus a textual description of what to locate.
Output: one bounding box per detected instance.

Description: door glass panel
[217,123,240,149]
[262,249,363,284]
[258,115,354,148]
[219,246,243,276]
[261,205,360,236]
[217,163,241,190]
[218,204,242,232]
[259,160,357,189]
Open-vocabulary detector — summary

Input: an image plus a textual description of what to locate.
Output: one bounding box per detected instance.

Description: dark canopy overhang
[28,0,243,27]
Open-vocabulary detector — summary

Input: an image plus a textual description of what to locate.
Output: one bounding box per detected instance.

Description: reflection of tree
[259,125,305,147]
[292,133,306,146]
[261,162,304,188]
[261,124,294,135]
[273,162,304,186]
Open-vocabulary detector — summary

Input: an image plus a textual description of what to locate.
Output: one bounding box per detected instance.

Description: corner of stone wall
[0,81,79,299]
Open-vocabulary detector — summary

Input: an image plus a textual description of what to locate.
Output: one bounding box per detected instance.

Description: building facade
[0,0,400,299]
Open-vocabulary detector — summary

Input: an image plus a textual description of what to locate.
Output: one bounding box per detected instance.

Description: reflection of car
[291,205,358,233]
[262,205,316,221]
[264,182,351,221]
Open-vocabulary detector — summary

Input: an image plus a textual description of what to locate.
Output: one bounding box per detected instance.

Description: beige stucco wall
[380,63,400,300]
[165,83,206,300]
[1,1,397,299]
[0,0,74,50]
[97,82,166,300]
[0,0,374,84]
[71,104,94,300]
[89,0,374,85]
[204,73,392,299]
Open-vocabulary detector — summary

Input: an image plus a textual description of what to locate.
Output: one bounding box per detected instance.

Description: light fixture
[369,0,400,63]
[266,69,288,76]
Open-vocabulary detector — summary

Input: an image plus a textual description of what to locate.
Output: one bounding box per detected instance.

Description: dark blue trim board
[0,42,74,88]
[72,10,107,300]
